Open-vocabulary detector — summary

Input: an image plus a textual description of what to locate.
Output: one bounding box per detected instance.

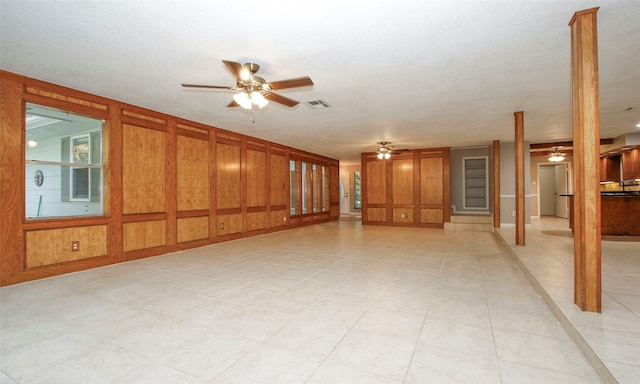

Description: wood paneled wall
[122,123,167,214]
[123,220,166,252]
[361,148,450,228]
[26,225,108,268]
[247,149,266,208]
[270,151,288,206]
[0,70,339,286]
[177,134,209,211]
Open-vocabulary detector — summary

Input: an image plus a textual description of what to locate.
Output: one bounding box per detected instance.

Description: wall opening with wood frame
[0,70,339,286]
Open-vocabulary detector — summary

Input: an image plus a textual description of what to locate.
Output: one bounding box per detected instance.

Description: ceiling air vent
[306,99,331,109]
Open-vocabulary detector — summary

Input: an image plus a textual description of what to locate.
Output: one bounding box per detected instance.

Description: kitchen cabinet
[622,148,640,180]
[567,193,640,235]
[600,155,621,182]
[601,194,640,235]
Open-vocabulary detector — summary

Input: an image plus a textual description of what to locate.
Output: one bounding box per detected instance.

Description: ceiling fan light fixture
[251,91,269,108]
[233,92,252,109]
[376,141,392,160]
[549,154,565,162]
[239,68,251,81]
[548,147,565,162]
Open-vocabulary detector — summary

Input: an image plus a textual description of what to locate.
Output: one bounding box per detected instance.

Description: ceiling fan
[376,142,410,159]
[182,60,314,109]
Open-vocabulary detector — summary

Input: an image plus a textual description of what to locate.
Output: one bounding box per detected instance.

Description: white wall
[500,142,531,225]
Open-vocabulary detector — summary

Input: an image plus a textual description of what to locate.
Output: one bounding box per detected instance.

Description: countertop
[601,192,640,197]
[561,192,640,197]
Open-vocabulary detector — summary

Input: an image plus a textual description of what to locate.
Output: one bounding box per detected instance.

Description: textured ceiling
[1,1,639,164]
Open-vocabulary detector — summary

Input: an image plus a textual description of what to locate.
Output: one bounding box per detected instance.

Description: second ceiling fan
[182,60,314,109]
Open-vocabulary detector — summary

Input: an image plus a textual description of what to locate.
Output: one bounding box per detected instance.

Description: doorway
[538,163,570,218]
[338,165,362,217]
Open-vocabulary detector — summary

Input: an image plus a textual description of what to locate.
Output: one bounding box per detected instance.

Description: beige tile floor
[496,217,640,384]
[1,221,604,383]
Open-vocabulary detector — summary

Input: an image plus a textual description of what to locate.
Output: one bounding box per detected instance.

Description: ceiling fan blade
[268,77,314,90]
[227,100,240,108]
[182,84,234,89]
[264,92,300,107]
[222,60,244,79]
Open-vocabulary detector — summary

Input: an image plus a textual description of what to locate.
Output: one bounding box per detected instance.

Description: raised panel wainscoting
[361,148,450,228]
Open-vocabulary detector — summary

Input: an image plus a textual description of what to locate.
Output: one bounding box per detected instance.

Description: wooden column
[0,73,25,278]
[570,7,601,312]
[493,140,500,228]
[514,112,525,245]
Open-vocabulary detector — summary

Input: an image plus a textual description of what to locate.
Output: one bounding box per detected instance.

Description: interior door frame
[554,163,570,218]
[537,161,572,218]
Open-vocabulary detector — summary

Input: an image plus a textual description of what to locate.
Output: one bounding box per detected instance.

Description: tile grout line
[480,237,505,383]
[400,242,450,383]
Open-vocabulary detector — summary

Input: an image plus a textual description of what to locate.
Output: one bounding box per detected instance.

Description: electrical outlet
[512,211,516,217]
[220,223,224,229]
[71,241,79,252]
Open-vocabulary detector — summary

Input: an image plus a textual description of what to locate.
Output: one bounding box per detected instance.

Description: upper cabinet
[600,155,621,182]
[622,148,640,180]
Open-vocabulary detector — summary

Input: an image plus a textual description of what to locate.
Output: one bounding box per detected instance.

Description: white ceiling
[1,1,639,164]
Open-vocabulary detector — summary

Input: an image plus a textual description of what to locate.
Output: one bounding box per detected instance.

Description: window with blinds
[70,134,91,201]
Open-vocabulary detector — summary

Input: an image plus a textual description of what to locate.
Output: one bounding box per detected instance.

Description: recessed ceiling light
[636,122,640,128]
